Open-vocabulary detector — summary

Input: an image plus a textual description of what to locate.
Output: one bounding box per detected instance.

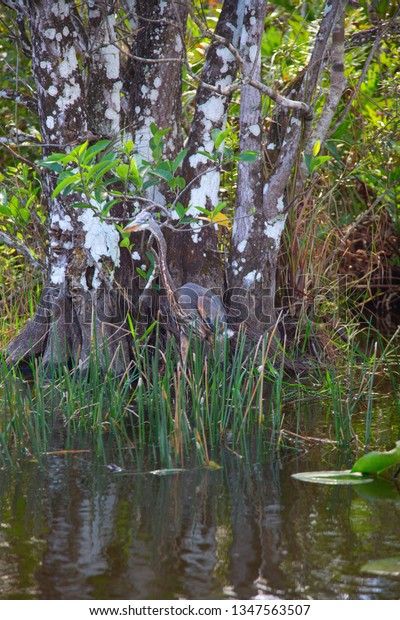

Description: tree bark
[179,0,244,291]
[227,0,267,332]
[228,0,349,337]
[6,0,130,369]
[122,0,188,297]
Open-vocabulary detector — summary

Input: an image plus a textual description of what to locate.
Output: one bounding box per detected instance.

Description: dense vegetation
[0,0,399,468]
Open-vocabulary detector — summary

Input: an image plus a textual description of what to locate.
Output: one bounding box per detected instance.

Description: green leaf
[150,123,171,146]
[39,160,64,173]
[350,441,400,475]
[312,155,330,170]
[83,140,111,164]
[142,179,159,191]
[129,156,140,178]
[52,173,81,198]
[19,207,30,222]
[304,153,313,174]
[312,140,321,156]
[150,167,174,182]
[171,148,188,173]
[291,470,374,485]
[68,202,92,209]
[100,199,120,216]
[115,163,130,181]
[205,460,222,470]
[136,267,148,279]
[87,159,119,183]
[361,557,400,576]
[119,236,131,248]
[74,140,89,162]
[0,204,11,216]
[211,201,227,216]
[212,127,231,151]
[39,152,68,173]
[304,153,331,174]
[197,150,218,162]
[235,151,259,162]
[123,140,134,155]
[173,202,186,218]
[168,176,186,191]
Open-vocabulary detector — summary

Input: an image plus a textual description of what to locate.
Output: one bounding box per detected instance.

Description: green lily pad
[291,470,374,485]
[351,441,400,475]
[361,556,400,576]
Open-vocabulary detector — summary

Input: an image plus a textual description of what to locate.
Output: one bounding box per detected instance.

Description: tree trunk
[228,0,348,337]
[179,0,244,291]
[122,0,188,292]
[227,0,267,333]
[6,0,130,369]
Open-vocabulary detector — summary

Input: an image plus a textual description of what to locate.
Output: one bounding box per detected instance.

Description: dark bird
[123,211,231,360]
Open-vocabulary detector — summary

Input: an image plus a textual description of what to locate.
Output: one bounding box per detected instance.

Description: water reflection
[0,450,400,600]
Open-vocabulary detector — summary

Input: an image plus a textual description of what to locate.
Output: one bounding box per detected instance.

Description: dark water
[1,446,400,600]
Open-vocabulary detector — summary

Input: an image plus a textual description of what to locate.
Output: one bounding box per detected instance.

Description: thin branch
[0,88,37,113]
[0,139,42,174]
[112,38,183,63]
[184,0,312,117]
[345,19,400,50]
[305,5,347,153]
[0,230,45,271]
[247,76,312,118]
[328,9,400,137]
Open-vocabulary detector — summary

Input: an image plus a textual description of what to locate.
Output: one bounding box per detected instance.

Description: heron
[123,211,231,360]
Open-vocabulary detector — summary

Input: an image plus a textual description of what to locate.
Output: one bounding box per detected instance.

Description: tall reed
[1,317,398,469]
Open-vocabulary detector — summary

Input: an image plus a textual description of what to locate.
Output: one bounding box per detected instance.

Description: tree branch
[328,8,400,137]
[0,88,37,113]
[184,0,312,117]
[305,5,347,153]
[0,230,45,271]
[0,138,42,174]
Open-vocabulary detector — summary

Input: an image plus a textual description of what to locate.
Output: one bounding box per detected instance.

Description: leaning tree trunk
[227,0,349,337]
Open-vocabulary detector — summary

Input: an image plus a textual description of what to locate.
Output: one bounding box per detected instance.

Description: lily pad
[292,470,374,485]
[351,441,400,475]
[361,556,400,576]
[149,468,185,476]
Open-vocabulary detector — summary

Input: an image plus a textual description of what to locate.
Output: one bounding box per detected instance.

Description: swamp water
[1,343,400,600]
[1,444,400,600]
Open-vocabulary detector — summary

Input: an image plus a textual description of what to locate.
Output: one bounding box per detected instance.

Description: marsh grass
[1,315,398,469]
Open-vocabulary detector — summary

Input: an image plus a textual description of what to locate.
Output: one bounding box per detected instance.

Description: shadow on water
[1,447,400,600]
